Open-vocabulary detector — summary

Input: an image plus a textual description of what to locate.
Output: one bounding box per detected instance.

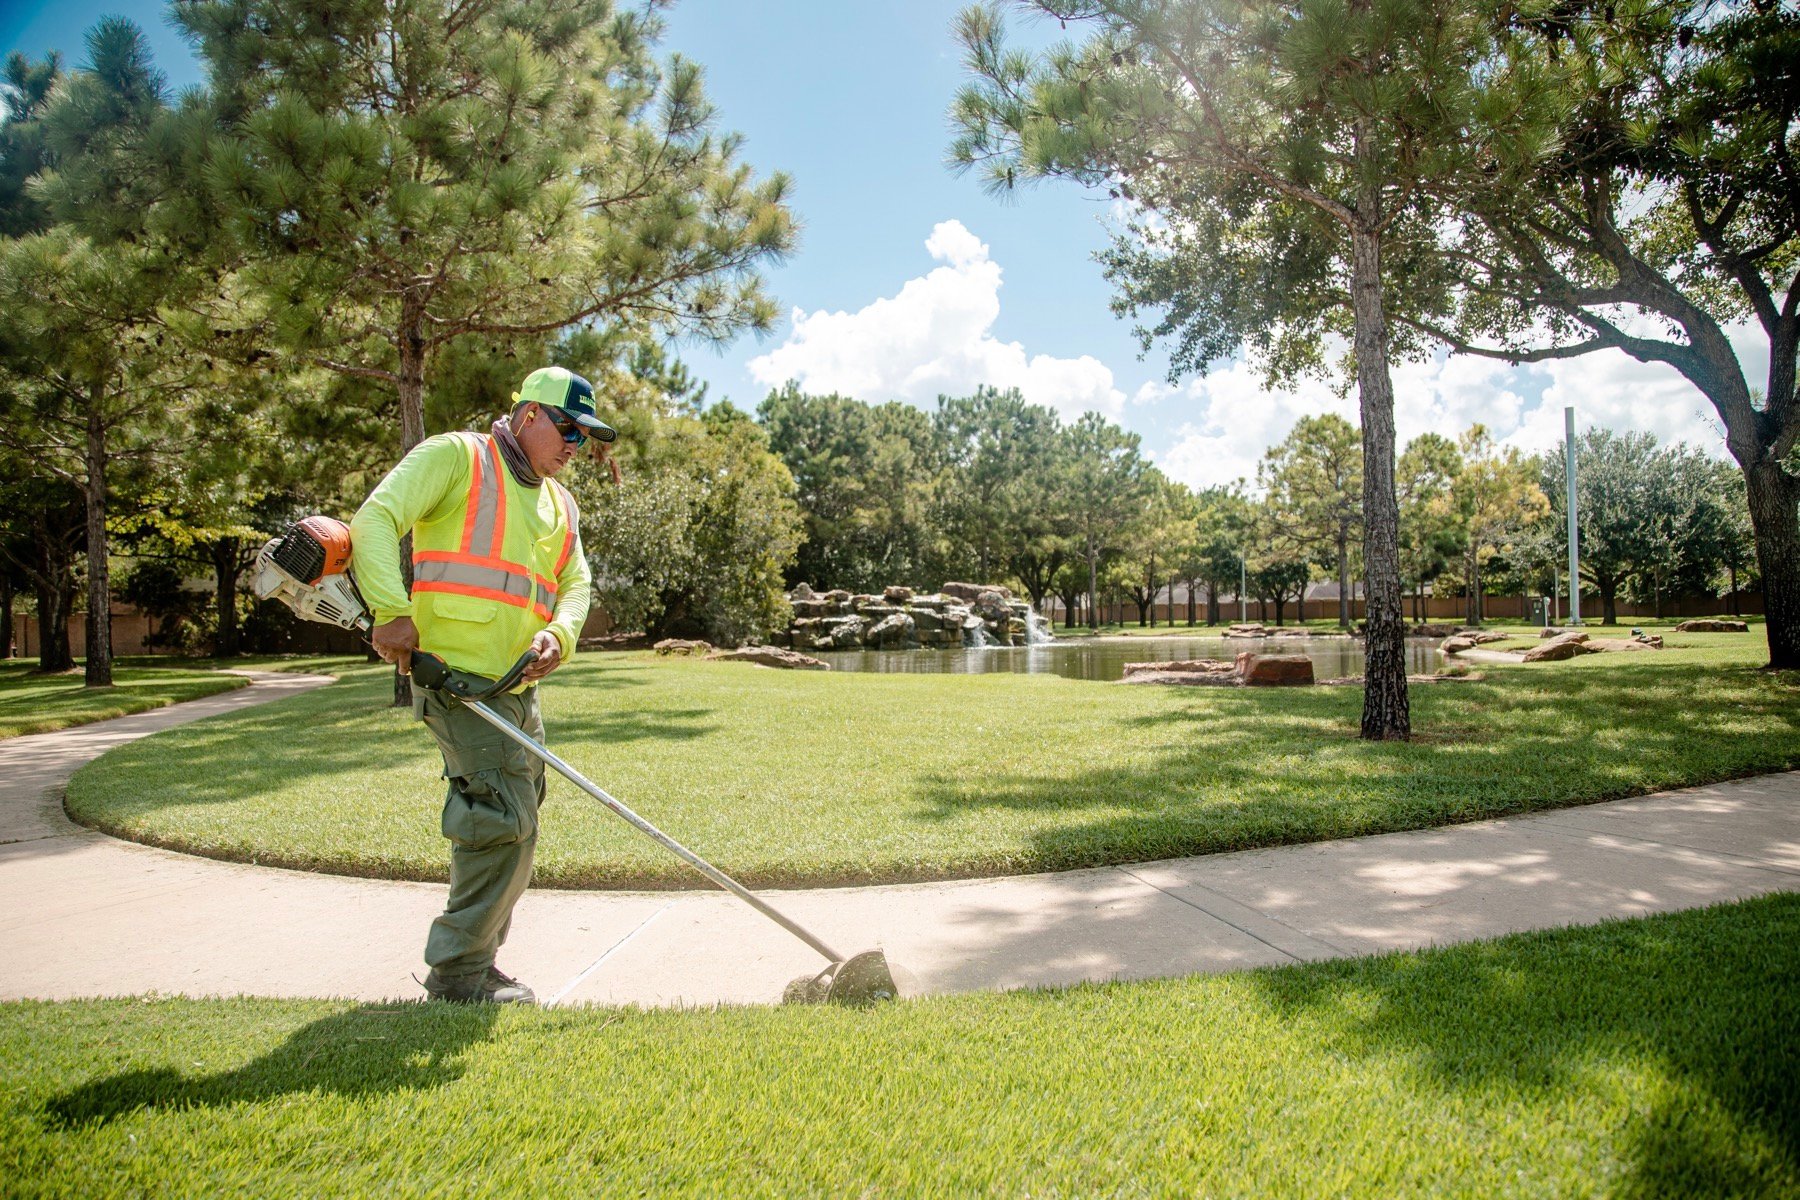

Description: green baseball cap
[515,366,617,443]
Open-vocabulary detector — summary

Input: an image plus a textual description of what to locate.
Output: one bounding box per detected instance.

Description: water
[819,633,1442,682]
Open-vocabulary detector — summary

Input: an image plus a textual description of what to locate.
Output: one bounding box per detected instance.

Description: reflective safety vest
[408,432,579,679]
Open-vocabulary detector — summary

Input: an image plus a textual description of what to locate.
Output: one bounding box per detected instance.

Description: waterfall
[963,620,996,649]
[1024,609,1052,646]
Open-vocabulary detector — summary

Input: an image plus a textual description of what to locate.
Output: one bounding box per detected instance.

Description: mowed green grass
[0,661,249,740]
[62,630,1800,888]
[5,896,1796,1198]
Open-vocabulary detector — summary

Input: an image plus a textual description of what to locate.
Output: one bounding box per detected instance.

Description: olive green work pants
[414,684,546,980]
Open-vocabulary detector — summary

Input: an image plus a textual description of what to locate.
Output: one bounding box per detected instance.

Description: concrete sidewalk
[3,671,1796,1008]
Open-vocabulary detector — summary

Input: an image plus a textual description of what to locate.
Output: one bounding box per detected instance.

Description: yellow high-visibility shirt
[351,432,592,683]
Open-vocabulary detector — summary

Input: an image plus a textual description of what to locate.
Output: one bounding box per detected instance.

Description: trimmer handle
[411,649,539,701]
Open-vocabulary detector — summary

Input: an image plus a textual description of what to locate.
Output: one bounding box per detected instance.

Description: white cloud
[1150,361,1351,492]
[748,220,1128,420]
[1147,330,1754,492]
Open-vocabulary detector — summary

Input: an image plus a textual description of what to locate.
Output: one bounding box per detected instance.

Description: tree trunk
[1743,458,1800,668]
[32,533,75,672]
[1272,595,1285,625]
[1600,578,1619,626]
[212,537,243,658]
[391,295,433,706]
[1087,544,1099,631]
[83,388,112,688]
[1,574,11,658]
[1337,530,1350,628]
[1349,212,1408,740]
[1206,581,1219,626]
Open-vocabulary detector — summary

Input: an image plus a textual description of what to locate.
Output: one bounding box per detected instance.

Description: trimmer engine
[251,516,372,633]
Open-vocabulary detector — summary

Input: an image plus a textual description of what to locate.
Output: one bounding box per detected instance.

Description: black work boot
[422,965,536,1005]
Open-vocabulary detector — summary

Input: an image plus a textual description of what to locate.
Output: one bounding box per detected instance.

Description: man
[351,365,616,1004]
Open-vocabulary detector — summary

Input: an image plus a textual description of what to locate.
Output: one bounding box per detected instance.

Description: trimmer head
[783,950,899,1006]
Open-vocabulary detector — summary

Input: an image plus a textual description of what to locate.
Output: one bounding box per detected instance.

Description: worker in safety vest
[351,366,615,1005]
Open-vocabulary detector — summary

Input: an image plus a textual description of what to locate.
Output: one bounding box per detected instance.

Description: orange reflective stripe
[551,483,575,576]
[453,434,483,551]
[485,438,507,559]
[414,549,532,578]
[414,577,551,621]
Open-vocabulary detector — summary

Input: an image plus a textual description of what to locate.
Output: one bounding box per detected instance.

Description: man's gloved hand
[522,629,563,682]
[371,616,419,675]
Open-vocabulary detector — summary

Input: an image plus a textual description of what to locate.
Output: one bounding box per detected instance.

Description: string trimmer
[251,516,900,1006]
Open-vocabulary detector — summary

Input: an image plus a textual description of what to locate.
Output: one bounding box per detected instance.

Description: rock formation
[770,582,1045,651]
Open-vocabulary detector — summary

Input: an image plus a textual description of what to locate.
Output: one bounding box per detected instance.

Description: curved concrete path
[3,671,1796,1008]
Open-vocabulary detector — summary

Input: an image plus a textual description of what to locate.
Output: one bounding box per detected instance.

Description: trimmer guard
[782,950,899,1007]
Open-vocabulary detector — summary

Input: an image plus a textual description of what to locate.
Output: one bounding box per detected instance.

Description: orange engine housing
[295,515,353,582]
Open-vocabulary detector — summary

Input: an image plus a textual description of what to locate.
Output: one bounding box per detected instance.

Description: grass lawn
[62,630,1800,889]
[112,653,374,675]
[4,895,1795,1198]
[0,661,250,740]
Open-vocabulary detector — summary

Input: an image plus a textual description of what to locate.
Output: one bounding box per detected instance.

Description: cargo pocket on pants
[440,743,538,850]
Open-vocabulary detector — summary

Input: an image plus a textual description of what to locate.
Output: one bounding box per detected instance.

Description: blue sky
[5,1,1749,489]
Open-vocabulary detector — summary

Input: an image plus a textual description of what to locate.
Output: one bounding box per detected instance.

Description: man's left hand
[523,630,563,682]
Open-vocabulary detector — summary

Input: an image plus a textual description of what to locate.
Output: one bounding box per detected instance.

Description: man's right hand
[371,616,420,675]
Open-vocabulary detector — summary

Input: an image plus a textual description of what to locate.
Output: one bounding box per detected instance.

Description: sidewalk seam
[1115,867,1349,961]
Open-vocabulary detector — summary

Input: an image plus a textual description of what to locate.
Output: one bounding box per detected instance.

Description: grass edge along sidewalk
[0,655,373,741]
[0,663,248,740]
[62,635,1800,889]
[4,894,1795,1197]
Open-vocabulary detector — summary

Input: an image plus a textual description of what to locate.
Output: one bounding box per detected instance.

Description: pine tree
[951,0,1508,737]
[180,0,796,454]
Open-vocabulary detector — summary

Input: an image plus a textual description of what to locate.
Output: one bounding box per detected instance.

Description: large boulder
[653,638,714,656]
[943,581,1011,603]
[706,647,828,670]
[1441,635,1478,655]
[1408,623,1459,639]
[1471,631,1510,644]
[790,583,815,601]
[904,606,944,632]
[1523,631,1595,662]
[829,618,867,649]
[1226,623,1269,638]
[1236,652,1315,686]
[866,612,918,648]
[1674,619,1749,633]
[883,585,915,603]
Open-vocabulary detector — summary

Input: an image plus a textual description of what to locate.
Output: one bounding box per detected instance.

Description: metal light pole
[1565,406,1582,626]
[1239,552,1248,622]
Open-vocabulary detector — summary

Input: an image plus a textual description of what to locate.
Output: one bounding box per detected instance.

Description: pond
[818,634,1443,682]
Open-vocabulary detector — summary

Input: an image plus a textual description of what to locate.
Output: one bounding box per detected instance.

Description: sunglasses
[541,406,588,446]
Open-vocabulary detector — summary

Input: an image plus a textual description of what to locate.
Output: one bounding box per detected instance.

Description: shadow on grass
[44,1002,499,1129]
[66,660,713,822]
[1241,895,1800,1197]
[908,664,1800,871]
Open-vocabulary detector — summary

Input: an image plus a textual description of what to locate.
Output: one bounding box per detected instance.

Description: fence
[1048,589,1764,627]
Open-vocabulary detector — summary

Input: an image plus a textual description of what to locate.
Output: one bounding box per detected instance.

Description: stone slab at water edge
[1119,653,1315,687]
[772,582,1047,651]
